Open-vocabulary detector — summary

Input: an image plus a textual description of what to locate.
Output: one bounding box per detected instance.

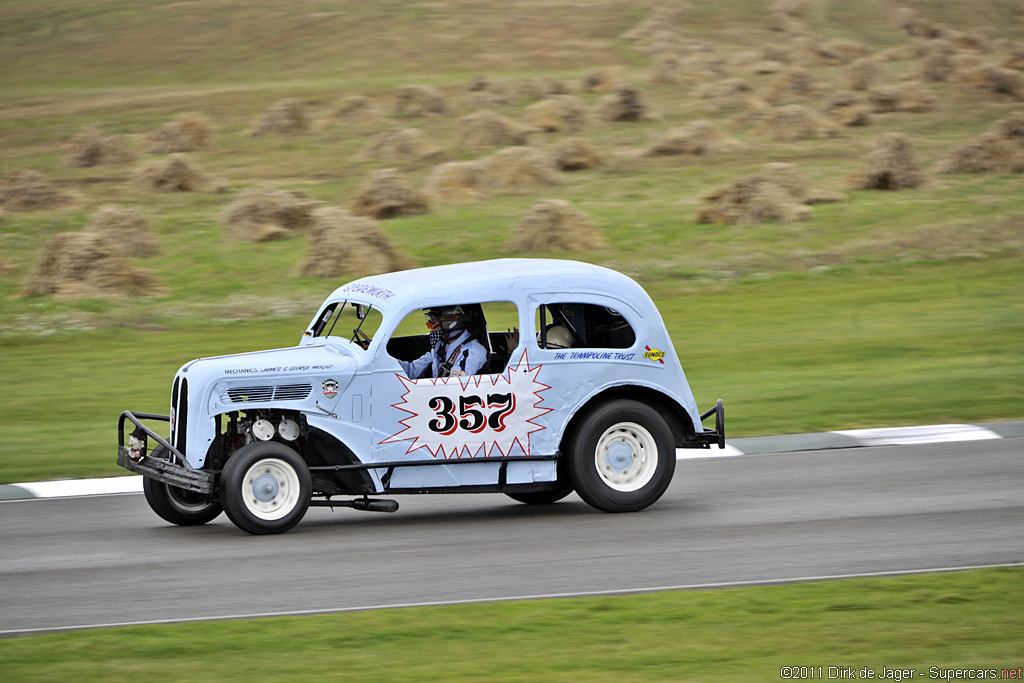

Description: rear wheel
[143,478,222,526]
[220,442,311,535]
[570,399,675,513]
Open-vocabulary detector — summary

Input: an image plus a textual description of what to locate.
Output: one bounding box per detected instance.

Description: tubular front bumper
[116,411,215,494]
[682,398,726,449]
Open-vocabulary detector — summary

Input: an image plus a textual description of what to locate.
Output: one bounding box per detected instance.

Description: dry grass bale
[526,96,588,133]
[949,31,991,54]
[21,232,162,299]
[394,85,450,117]
[821,91,874,127]
[1003,43,1024,71]
[512,77,570,100]
[0,169,74,212]
[844,58,884,91]
[480,147,561,189]
[133,154,219,193]
[580,66,625,93]
[643,121,747,156]
[767,0,806,33]
[597,84,656,123]
[349,168,430,219]
[326,95,385,125]
[697,162,842,224]
[960,66,1024,102]
[423,161,487,204]
[144,114,212,152]
[507,199,605,252]
[757,105,839,141]
[867,83,938,113]
[694,78,765,111]
[362,128,444,161]
[895,8,946,39]
[651,53,727,85]
[220,186,323,242]
[825,39,872,63]
[87,206,158,257]
[249,99,309,137]
[920,52,956,82]
[299,207,411,278]
[62,127,135,167]
[936,111,1024,174]
[458,110,534,148]
[766,69,822,102]
[847,133,929,190]
[549,138,604,171]
[751,60,787,74]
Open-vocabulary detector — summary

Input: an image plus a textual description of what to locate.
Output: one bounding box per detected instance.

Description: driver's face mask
[426,314,444,347]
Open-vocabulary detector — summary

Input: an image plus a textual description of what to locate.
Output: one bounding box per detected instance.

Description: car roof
[328,259,654,312]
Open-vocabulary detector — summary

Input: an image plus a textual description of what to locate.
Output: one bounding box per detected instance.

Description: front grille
[223,383,313,404]
[175,378,189,453]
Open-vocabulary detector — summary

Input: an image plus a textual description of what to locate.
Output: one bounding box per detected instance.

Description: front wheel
[143,477,223,526]
[570,399,675,513]
[220,442,311,535]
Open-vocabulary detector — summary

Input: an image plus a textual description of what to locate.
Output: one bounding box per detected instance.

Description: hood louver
[223,383,313,404]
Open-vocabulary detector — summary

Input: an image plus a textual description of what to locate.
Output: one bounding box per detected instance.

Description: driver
[399,305,488,378]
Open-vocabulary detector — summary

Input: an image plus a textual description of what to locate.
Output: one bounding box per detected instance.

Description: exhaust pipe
[310,497,399,513]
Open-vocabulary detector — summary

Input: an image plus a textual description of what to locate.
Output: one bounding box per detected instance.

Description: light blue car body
[169,258,705,493]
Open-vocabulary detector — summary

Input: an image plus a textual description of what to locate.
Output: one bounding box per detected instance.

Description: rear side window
[535,303,636,350]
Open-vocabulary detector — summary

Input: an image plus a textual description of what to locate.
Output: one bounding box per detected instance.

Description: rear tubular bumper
[117,411,215,494]
[682,399,725,449]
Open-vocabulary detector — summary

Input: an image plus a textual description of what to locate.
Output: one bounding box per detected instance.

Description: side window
[386,302,520,375]
[535,303,636,350]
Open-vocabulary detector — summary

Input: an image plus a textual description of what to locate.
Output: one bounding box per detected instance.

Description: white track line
[3,562,1021,638]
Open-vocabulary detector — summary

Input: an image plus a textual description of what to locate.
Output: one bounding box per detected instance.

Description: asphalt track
[1,438,1022,637]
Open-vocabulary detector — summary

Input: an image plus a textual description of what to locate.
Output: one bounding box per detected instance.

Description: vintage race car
[118,258,724,534]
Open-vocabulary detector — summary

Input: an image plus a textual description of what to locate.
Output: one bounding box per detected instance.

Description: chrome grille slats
[222,383,313,404]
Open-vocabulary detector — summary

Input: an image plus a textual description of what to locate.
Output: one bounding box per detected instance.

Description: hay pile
[362,128,444,161]
[548,138,604,171]
[87,206,159,257]
[480,147,561,189]
[326,95,385,125]
[394,85,450,117]
[937,112,1024,174]
[694,78,764,111]
[919,52,956,82]
[526,96,588,133]
[457,110,534,148]
[220,186,323,242]
[62,127,135,167]
[757,105,839,141]
[512,77,570,100]
[423,161,487,204]
[349,168,431,219]
[0,169,73,212]
[651,53,727,85]
[133,154,220,193]
[507,199,605,252]
[643,121,747,156]
[959,66,1024,102]
[767,0,806,33]
[765,69,822,102]
[844,58,884,91]
[866,84,938,113]
[580,66,627,93]
[249,99,309,137]
[144,114,212,152]
[1003,43,1024,71]
[299,207,411,278]
[846,133,928,190]
[597,85,656,123]
[697,163,843,225]
[821,91,874,127]
[21,232,162,299]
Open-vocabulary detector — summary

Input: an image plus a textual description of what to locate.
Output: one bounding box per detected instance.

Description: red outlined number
[487,393,515,432]
[459,395,487,433]
[428,396,457,435]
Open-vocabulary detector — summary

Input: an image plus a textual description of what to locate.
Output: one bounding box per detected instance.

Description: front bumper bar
[117,411,214,494]
[682,398,725,449]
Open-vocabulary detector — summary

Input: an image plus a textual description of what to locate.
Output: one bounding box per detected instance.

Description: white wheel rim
[240,458,301,521]
[594,421,658,492]
[167,486,212,513]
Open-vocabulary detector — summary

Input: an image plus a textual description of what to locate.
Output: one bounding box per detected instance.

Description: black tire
[143,477,223,526]
[505,482,574,506]
[220,442,311,535]
[570,399,675,513]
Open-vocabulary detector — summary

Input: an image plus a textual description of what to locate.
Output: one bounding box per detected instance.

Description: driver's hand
[504,327,519,351]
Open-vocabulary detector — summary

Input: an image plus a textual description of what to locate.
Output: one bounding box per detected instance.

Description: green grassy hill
[1,0,1022,481]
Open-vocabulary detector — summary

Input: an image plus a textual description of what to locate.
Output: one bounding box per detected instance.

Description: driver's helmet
[542,325,573,349]
[425,305,476,335]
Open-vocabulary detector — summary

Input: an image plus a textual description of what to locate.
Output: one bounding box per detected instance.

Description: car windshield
[308,300,383,350]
